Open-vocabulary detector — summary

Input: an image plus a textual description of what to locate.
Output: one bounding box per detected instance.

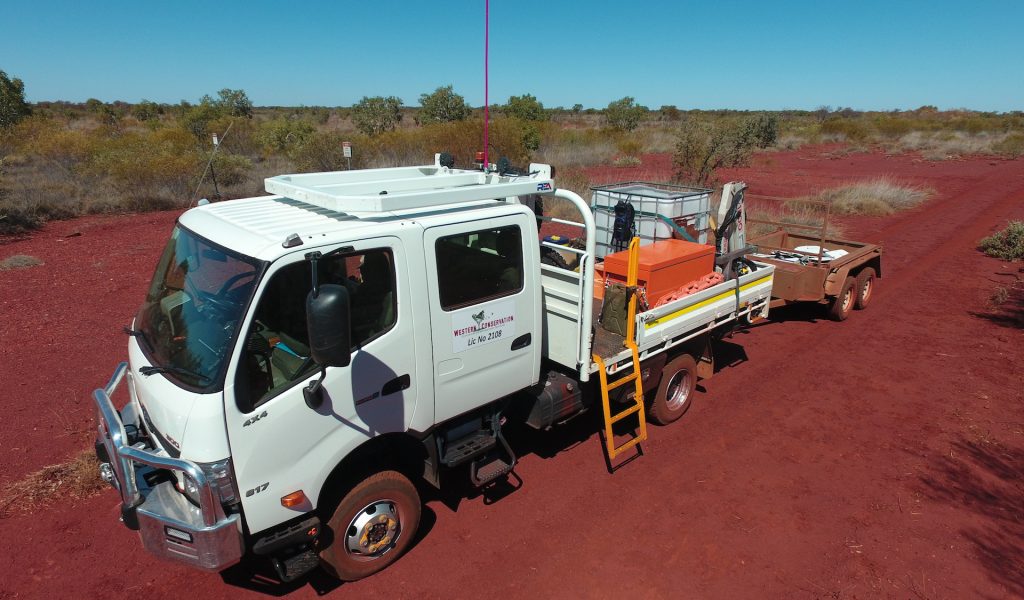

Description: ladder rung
[610,435,643,457]
[605,372,638,391]
[608,403,642,423]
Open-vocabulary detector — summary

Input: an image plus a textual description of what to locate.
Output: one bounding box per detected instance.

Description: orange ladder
[593,237,647,461]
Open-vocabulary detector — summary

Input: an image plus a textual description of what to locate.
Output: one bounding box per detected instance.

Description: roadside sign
[342,141,352,158]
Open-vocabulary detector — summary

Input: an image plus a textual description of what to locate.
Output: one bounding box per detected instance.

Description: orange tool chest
[602,239,716,305]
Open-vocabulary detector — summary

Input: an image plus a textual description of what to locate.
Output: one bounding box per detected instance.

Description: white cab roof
[265,157,553,213]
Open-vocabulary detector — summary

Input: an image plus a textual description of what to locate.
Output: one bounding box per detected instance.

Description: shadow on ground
[917,435,1024,599]
[216,323,771,595]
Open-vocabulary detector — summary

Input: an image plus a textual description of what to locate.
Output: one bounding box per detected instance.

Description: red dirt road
[1,149,1022,599]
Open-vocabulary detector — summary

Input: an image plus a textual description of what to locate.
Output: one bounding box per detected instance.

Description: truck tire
[320,470,421,581]
[854,267,876,310]
[827,276,857,321]
[649,353,697,425]
[540,247,570,270]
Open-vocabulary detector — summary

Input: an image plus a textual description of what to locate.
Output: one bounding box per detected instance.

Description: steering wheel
[187,270,256,315]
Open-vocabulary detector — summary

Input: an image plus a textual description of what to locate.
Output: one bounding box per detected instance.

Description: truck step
[441,431,496,467]
[469,432,517,487]
[470,454,515,487]
[271,548,320,583]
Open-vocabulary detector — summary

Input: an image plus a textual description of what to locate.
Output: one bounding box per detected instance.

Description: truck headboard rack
[265,154,555,213]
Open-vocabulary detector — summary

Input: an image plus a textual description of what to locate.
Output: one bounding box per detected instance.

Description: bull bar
[93,362,243,571]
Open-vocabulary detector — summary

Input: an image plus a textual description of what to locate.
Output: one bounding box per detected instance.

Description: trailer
[746,194,882,321]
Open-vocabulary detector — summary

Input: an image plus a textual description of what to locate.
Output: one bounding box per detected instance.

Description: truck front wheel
[649,353,697,425]
[320,470,421,581]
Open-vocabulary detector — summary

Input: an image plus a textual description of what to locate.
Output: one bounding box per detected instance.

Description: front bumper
[93,362,243,572]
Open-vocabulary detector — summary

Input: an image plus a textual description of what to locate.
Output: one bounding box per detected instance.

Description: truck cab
[94,157,575,581]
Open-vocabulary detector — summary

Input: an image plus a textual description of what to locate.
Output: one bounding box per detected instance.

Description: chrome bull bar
[93,362,242,571]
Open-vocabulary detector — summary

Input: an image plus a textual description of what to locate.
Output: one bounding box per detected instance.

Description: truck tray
[591,262,775,372]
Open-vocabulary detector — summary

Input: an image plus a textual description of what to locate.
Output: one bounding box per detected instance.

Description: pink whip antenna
[483,0,489,170]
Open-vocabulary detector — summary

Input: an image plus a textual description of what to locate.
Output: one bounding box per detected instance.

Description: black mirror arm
[303,367,327,409]
[306,251,322,298]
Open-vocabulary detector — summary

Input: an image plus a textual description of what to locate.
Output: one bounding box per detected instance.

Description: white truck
[93,155,774,582]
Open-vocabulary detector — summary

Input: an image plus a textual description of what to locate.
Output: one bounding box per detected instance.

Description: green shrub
[979,221,1024,260]
[418,85,470,124]
[502,94,546,122]
[84,128,201,202]
[291,131,353,172]
[257,117,316,155]
[352,96,403,136]
[605,97,647,132]
[673,118,755,186]
[742,113,778,148]
[210,153,252,187]
[132,100,162,122]
[659,105,682,121]
[0,70,32,129]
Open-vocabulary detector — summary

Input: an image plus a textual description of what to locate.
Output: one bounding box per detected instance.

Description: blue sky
[2,0,1021,111]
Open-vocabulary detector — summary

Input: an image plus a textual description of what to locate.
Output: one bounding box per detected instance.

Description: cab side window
[235,248,397,410]
[435,225,522,311]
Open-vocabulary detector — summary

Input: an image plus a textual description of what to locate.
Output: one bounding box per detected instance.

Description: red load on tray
[655,271,725,307]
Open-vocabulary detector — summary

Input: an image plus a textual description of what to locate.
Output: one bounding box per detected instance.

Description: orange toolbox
[601,239,715,305]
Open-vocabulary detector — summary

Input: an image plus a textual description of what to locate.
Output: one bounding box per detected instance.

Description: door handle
[511,333,531,351]
[381,374,411,396]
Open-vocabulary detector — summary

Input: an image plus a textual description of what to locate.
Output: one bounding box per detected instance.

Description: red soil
[1,147,1022,599]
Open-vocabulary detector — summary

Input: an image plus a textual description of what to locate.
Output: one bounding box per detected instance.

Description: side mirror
[306,284,352,368]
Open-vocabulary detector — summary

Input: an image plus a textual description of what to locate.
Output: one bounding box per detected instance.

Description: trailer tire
[827,276,857,321]
[649,353,697,425]
[320,470,421,581]
[854,267,875,310]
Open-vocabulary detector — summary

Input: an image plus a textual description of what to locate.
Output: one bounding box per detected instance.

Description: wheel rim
[860,278,872,303]
[345,499,402,561]
[841,288,853,313]
[665,370,691,411]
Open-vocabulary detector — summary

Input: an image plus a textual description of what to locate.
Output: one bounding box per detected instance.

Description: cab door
[424,213,541,423]
[223,237,423,534]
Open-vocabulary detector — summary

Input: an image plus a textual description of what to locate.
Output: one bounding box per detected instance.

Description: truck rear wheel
[827,276,857,322]
[854,267,875,310]
[649,353,697,425]
[320,470,421,581]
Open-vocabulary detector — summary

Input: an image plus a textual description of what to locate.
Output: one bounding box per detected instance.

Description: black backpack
[611,200,635,250]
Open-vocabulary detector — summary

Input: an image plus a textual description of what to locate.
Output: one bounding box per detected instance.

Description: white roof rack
[265,154,554,213]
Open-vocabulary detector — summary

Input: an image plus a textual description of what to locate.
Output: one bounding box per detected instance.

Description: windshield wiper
[124,325,147,340]
[139,365,211,384]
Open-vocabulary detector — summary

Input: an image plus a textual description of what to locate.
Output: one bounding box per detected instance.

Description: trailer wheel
[649,353,697,425]
[827,276,857,321]
[320,470,421,581]
[854,267,876,310]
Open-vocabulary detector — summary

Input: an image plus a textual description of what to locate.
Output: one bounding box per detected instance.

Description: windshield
[136,226,262,390]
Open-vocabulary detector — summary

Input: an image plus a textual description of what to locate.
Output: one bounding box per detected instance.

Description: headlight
[177,459,238,507]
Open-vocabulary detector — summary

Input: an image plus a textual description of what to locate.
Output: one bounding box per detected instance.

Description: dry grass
[534,134,616,168]
[0,254,43,270]
[0,450,105,517]
[546,168,591,223]
[747,203,846,239]
[894,131,1020,160]
[810,178,931,216]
